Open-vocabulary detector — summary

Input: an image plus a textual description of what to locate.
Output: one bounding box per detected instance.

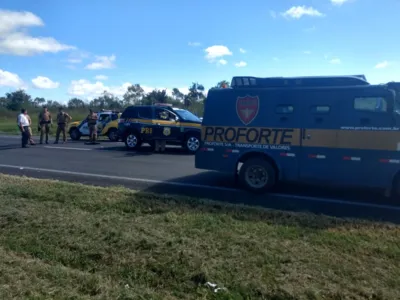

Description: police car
[68,110,121,141]
[118,103,202,153]
[196,75,400,198]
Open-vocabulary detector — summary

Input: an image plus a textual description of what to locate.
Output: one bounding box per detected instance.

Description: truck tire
[238,157,276,193]
[124,132,142,150]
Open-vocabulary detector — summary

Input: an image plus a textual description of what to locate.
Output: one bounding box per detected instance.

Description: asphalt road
[0,134,399,223]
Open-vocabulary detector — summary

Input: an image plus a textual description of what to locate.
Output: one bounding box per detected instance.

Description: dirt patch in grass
[0,174,399,299]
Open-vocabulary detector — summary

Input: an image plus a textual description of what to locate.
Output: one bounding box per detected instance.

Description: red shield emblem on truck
[236,95,259,125]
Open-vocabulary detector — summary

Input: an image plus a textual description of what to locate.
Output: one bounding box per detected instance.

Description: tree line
[0,80,230,117]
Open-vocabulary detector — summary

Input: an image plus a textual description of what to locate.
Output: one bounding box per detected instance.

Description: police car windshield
[173,109,201,122]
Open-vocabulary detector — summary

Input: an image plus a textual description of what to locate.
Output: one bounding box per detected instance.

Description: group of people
[17,107,99,148]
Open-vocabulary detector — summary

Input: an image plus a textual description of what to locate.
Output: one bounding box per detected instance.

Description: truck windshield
[173,109,201,122]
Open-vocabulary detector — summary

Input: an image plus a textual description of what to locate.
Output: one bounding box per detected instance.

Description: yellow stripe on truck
[201,126,400,151]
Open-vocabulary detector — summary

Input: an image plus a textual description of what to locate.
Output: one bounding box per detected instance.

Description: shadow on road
[96,144,193,156]
[138,171,400,224]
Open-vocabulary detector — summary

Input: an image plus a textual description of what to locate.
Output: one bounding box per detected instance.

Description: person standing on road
[54,107,72,144]
[38,106,52,144]
[86,109,98,144]
[17,108,31,148]
[25,112,36,145]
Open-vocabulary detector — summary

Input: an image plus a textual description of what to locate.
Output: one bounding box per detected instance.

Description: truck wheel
[108,129,118,142]
[70,128,81,141]
[184,133,200,154]
[125,132,142,150]
[238,158,276,193]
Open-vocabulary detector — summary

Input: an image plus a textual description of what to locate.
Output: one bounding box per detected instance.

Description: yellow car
[68,110,121,141]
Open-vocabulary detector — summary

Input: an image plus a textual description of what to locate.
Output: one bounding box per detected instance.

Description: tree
[90,91,122,110]
[142,89,169,105]
[5,89,32,111]
[33,97,46,107]
[0,97,6,107]
[213,80,230,89]
[68,98,86,109]
[123,84,144,106]
[172,88,184,101]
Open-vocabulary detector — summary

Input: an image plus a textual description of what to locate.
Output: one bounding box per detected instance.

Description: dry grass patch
[0,174,399,299]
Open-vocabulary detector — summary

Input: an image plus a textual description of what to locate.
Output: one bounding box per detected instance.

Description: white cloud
[331,0,349,6]
[235,61,247,67]
[0,32,75,56]
[67,58,82,64]
[204,45,232,63]
[0,69,24,88]
[68,79,204,100]
[0,9,43,35]
[0,10,75,56]
[94,75,108,81]
[218,59,227,65]
[239,48,246,53]
[32,76,59,89]
[85,55,116,70]
[303,50,311,55]
[330,58,341,64]
[375,61,389,69]
[188,42,201,47]
[304,26,316,32]
[269,10,277,18]
[282,6,325,19]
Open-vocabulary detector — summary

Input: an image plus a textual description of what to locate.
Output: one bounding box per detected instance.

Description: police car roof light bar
[231,75,369,89]
[154,103,173,107]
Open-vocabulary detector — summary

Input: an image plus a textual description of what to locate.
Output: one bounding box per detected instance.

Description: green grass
[0,175,399,299]
[0,108,87,135]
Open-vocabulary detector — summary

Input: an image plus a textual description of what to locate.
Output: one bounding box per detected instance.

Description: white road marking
[44,146,92,151]
[0,164,399,211]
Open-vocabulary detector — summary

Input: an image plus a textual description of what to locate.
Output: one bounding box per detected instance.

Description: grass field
[0,175,399,299]
[0,108,87,135]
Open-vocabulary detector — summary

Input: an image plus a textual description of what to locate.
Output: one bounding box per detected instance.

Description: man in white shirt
[17,108,31,148]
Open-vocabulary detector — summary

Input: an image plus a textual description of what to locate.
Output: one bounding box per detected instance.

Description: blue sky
[0,0,398,103]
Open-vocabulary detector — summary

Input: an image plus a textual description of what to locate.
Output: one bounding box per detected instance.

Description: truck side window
[276,105,294,114]
[311,105,330,114]
[354,97,387,113]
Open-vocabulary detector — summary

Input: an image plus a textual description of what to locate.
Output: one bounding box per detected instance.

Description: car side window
[354,97,387,113]
[111,113,118,121]
[155,108,176,121]
[137,107,152,119]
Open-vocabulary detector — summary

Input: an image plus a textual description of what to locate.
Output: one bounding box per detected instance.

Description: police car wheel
[70,128,81,141]
[185,135,200,153]
[108,129,118,142]
[125,133,141,150]
[239,158,276,193]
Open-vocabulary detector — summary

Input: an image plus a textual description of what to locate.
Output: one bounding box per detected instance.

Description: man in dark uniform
[54,107,72,144]
[38,106,52,144]
[86,109,98,144]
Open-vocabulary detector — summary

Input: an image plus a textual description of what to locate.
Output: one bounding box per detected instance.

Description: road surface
[0,134,399,223]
